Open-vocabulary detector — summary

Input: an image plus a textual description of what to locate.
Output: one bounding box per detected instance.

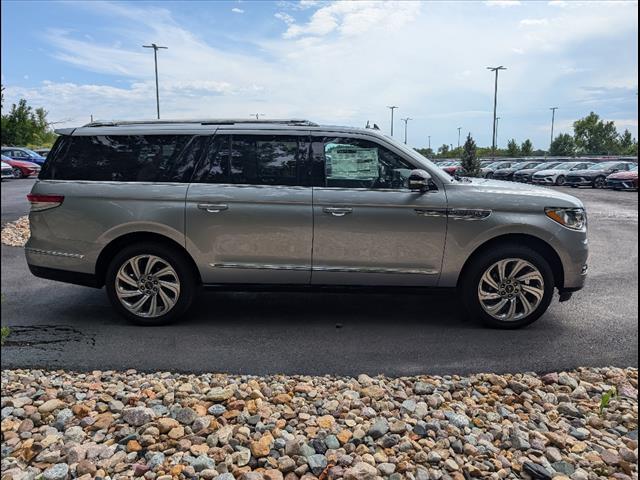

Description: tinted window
[40,135,198,182]
[195,134,305,186]
[317,137,414,189]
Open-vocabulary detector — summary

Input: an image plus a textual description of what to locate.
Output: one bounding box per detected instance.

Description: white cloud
[231,7,244,13]
[485,0,521,7]
[274,12,296,25]
[519,18,549,26]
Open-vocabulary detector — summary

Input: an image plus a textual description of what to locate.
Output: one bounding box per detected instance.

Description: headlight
[545,207,587,230]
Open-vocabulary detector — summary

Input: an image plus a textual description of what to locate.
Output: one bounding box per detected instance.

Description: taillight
[27,194,64,212]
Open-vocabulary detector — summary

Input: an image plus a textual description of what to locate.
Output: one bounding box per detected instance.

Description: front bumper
[565,176,593,186]
[606,179,638,190]
[532,176,556,185]
[513,174,531,183]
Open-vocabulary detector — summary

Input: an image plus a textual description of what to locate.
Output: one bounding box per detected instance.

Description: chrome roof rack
[82,119,319,127]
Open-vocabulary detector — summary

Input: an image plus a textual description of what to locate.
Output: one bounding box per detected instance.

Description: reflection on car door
[186,131,314,284]
[310,135,448,286]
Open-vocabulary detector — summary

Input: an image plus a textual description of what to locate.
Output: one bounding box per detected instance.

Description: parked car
[1,147,47,166]
[1,160,13,180]
[532,162,595,186]
[492,161,542,182]
[605,165,638,191]
[566,161,637,188]
[481,161,514,178]
[1,154,41,178]
[27,119,588,329]
[514,162,562,183]
[34,148,51,158]
[441,161,462,176]
[479,160,495,168]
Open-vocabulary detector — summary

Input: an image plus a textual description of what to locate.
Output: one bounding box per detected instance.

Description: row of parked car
[0,147,48,180]
[436,158,638,190]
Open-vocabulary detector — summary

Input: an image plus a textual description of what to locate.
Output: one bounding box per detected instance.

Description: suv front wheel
[461,245,555,329]
[105,242,198,325]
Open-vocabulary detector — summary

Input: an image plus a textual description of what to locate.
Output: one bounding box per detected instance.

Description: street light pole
[387,106,398,136]
[495,117,501,148]
[428,136,431,150]
[143,43,168,119]
[487,66,506,157]
[401,117,412,144]
[457,127,462,149]
[549,107,558,150]
[251,113,266,120]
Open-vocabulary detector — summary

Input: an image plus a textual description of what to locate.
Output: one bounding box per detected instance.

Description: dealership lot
[1,178,637,375]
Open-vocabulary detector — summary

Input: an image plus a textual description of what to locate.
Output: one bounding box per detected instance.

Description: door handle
[198,203,229,213]
[323,207,353,217]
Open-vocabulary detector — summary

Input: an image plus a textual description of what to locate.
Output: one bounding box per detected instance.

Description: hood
[7,159,40,168]
[460,177,584,208]
[533,169,569,176]
[493,168,516,174]
[607,170,638,179]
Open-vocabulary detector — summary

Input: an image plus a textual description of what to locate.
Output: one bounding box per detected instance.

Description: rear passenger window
[195,135,304,186]
[41,135,197,182]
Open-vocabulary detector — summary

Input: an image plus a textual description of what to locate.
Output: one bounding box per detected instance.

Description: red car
[606,165,638,191]
[0,154,41,178]
[442,162,463,176]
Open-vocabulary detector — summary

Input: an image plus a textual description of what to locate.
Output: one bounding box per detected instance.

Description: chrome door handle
[323,207,353,217]
[198,203,229,213]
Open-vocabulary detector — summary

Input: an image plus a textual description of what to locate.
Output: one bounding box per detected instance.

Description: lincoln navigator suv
[27,119,589,328]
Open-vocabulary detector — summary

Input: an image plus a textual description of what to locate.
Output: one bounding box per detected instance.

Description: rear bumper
[28,264,101,288]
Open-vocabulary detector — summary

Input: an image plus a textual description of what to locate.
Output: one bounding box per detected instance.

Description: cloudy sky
[1,0,638,149]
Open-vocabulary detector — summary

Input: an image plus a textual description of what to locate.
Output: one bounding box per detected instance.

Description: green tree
[507,139,520,157]
[1,98,56,147]
[573,112,619,154]
[549,133,576,156]
[437,144,450,156]
[520,139,533,156]
[460,133,481,177]
[618,129,635,154]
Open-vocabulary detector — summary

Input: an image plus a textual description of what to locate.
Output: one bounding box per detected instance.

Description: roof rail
[82,119,319,127]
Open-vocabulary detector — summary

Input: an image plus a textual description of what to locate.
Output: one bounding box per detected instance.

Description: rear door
[185,130,314,284]
[309,134,448,286]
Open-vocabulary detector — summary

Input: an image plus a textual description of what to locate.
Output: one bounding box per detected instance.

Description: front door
[186,132,313,284]
[310,135,448,286]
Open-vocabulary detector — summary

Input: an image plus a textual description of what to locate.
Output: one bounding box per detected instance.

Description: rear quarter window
[40,135,200,182]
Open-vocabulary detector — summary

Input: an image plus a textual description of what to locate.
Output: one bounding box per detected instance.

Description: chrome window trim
[26,248,85,259]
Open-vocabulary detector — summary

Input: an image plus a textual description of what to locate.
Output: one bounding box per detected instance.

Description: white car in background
[531,161,595,186]
[1,161,14,180]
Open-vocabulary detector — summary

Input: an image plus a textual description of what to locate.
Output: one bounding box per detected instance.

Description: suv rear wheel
[461,245,555,329]
[105,242,198,325]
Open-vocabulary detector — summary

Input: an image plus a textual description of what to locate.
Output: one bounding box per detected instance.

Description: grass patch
[1,326,10,346]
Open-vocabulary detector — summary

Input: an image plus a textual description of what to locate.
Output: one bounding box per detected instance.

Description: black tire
[555,175,566,186]
[105,242,198,325]
[485,172,493,179]
[12,167,24,178]
[570,185,578,188]
[593,176,606,189]
[460,245,555,329]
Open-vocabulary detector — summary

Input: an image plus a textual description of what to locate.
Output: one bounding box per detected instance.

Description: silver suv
[27,119,588,328]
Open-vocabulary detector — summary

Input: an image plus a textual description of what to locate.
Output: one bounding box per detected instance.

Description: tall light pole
[428,135,431,150]
[487,66,506,157]
[251,113,266,120]
[401,117,412,144]
[143,43,168,119]
[549,107,558,150]
[495,117,501,148]
[387,106,398,136]
[457,127,462,149]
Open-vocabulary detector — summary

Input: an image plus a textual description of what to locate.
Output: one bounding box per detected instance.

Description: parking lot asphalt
[1,178,638,376]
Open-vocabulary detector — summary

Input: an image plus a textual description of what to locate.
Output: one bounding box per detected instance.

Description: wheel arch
[456,233,564,289]
[95,231,202,288]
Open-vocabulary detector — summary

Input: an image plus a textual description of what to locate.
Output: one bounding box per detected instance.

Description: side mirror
[408,169,433,193]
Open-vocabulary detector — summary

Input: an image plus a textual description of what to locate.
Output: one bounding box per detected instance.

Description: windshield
[21,148,44,158]
[552,162,579,170]
[589,161,620,170]
[631,165,638,172]
[534,162,559,170]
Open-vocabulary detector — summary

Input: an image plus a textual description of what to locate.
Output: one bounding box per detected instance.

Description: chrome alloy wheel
[115,255,180,318]
[477,258,545,322]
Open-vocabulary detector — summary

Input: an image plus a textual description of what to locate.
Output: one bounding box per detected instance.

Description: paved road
[1,179,638,376]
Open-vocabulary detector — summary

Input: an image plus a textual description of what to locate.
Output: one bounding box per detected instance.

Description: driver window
[323,138,413,189]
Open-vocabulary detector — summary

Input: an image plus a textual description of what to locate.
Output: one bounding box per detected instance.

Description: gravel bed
[1,216,30,247]
[1,368,637,480]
